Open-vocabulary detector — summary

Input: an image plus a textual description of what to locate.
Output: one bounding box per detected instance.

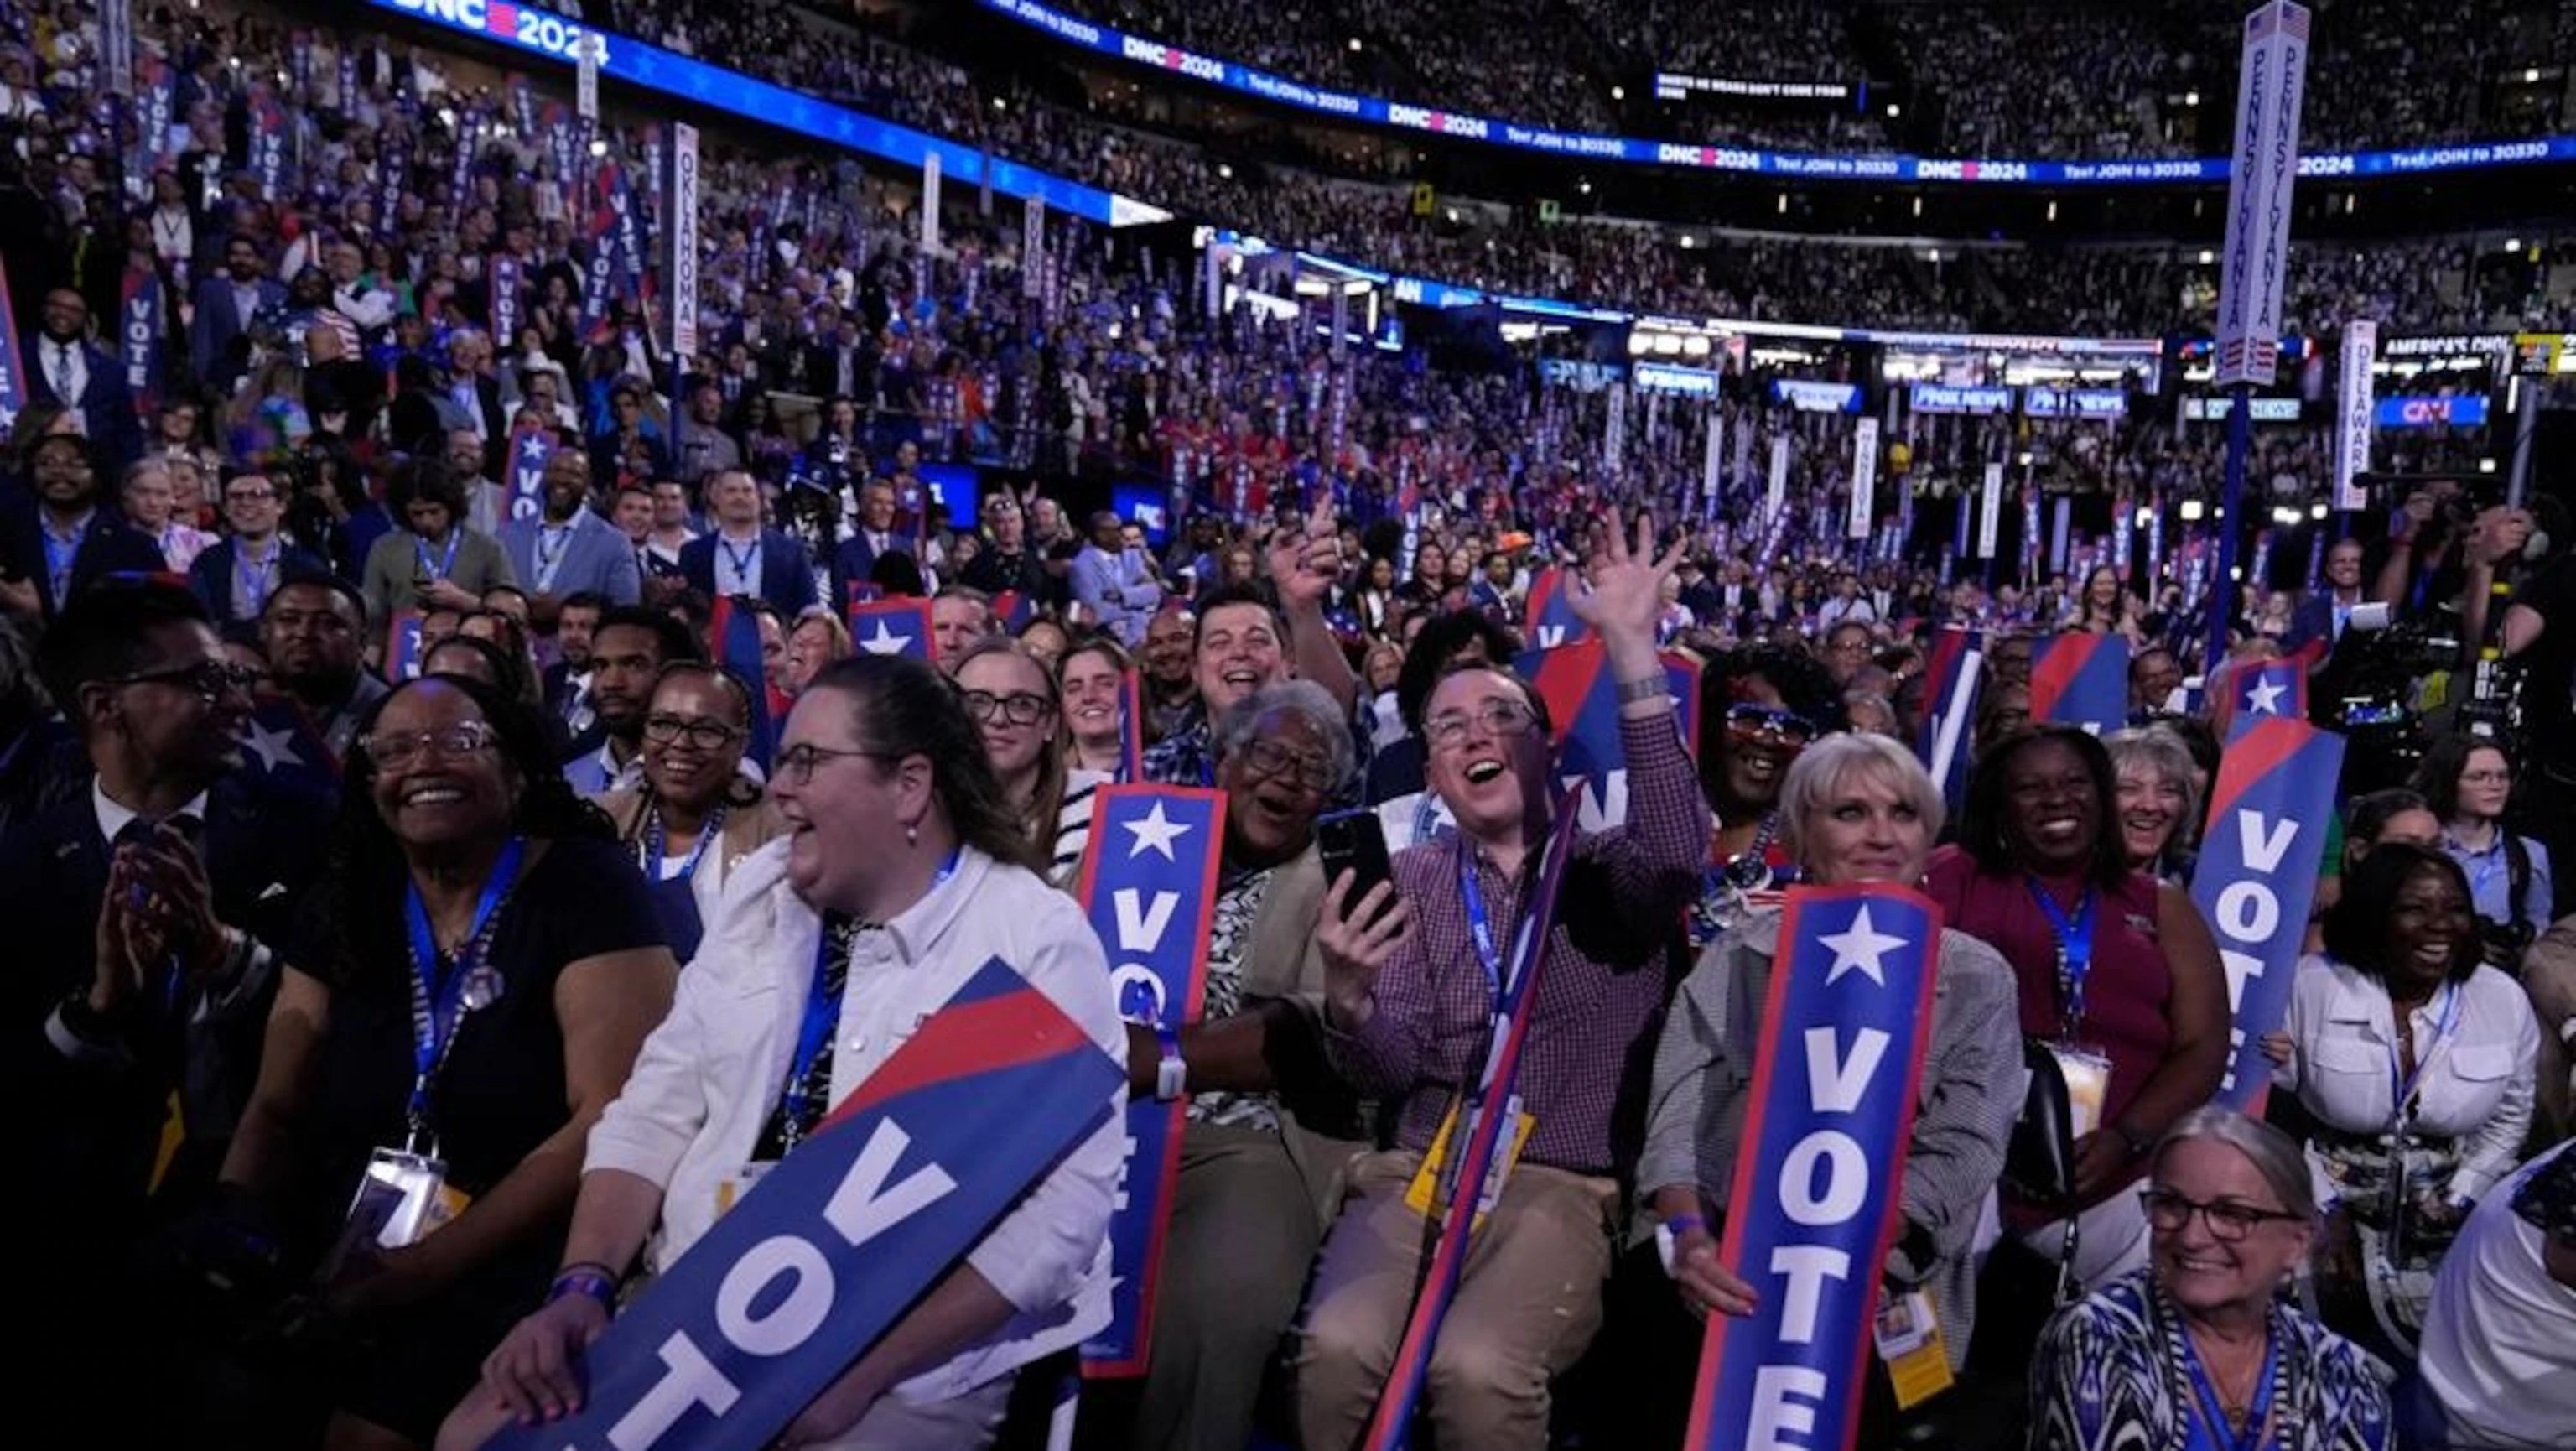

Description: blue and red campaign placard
[385,609,425,681]
[484,956,1122,1451]
[2189,716,2345,1105]
[1522,566,1592,649]
[1914,627,1984,814]
[1516,639,1704,835]
[2210,654,2309,742]
[847,595,934,662]
[2028,632,2129,736]
[1685,884,1942,1451]
[1074,784,1227,1376]
[504,428,554,525]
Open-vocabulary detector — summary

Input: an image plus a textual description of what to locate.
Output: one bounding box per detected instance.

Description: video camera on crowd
[2319,606,2524,793]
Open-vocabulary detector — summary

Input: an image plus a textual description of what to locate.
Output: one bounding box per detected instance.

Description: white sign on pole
[2213,0,2310,387]
[1021,199,1046,299]
[1603,382,1628,476]
[1979,461,2004,558]
[2334,319,2376,511]
[1847,418,1879,540]
[1765,434,1790,531]
[576,33,600,122]
[668,122,699,362]
[101,0,132,96]
[920,153,943,256]
[1701,408,1724,520]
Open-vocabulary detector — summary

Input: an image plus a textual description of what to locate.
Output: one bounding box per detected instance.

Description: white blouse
[2273,952,2539,1204]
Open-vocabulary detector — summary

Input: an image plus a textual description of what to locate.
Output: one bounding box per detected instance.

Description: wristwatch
[1152,1024,1187,1102]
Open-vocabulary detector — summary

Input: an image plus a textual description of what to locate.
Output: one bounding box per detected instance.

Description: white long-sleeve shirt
[584,839,1125,1411]
[2273,953,2539,1204]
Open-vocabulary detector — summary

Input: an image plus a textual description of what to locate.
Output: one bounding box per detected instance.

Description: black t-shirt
[288,835,667,1207]
[2512,555,2576,769]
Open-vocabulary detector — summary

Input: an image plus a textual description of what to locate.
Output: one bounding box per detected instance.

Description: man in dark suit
[829,476,917,614]
[0,432,169,626]
[2284,536,2371,659]
[680,466,818,615]
[2,582,329,1407]
[442,330,512,480]
[187,468,328,633]
[186,232,284,396]
[24,286,143,470]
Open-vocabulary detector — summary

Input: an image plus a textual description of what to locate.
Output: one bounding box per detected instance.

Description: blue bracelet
[546,1269,618,1307]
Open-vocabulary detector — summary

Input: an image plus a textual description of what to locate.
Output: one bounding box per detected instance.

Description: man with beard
[498,447,641,629]
[4,582,329,1412]
[189,469,329,632]
[543,590,609,743]
[563,605,704,793]
[1140,603,1200,742]
[186,231,284,397]
[1,431,167,625]
[1686,643,1846,950]
[257,574,387,759]
[23,288,142,470]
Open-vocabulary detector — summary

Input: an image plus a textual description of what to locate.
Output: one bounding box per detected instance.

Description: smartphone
[1316,809,1395,926]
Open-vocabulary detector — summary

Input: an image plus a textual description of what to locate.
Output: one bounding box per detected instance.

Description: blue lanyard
[40,515,87,608]
[401,835,527,1136]
[776,848,960,1143]
[1459,850,1507,1008]
[2027,877,2099,1036]
[642,803,725,883]
[534,522,574,590]
[2180,1323,2279,1451]
[235,540,279,614]
[414,529,460,582]
[718,535,760,590]
[2389,982,2464,1125]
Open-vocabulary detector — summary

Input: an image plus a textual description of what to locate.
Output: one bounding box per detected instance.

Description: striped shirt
[1047,771,1108,889]
[1325,712,1709,1177]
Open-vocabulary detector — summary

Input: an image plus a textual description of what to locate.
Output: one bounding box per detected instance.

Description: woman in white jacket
[439,653,1126,1451]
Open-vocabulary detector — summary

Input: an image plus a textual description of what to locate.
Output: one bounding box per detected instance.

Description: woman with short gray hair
[2030,1107,2392,1451]
[1634,732,2019,1441]
[2106,726,2202,881]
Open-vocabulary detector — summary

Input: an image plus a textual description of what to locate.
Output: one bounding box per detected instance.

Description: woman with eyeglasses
[1926,726,2229,1303]
[2264,842,2538,1362]
[593,663,782,961]
[1632,735,2018,1444]
[217,675,676,1451]
[443,653,1123,1451]
[1058,635,1134,779]
[955,637,1105,887]
[1687,645,1846,949]
[2029,1108,2392,1451]
[2411,736,2552,967]
[1120,679,1369,1451]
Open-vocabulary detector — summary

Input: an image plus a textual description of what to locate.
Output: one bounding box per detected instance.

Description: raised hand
[1265,491,1343,610]
[1567,512,1688,653]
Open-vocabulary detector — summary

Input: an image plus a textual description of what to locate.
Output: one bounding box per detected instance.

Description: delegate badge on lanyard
[1403,854,1538,1225]
[2028,877,2111,1137]
[335,837,527,1263]
[1872,1288,1955,1411]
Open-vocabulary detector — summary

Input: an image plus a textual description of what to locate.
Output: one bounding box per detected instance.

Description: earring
[906,822,918,847]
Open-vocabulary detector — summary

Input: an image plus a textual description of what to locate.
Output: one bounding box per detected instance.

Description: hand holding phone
[1317,809,1395,928]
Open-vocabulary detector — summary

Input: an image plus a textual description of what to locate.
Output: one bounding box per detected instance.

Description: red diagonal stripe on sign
[2027,634,2091,723]
[2204,716,2312,822]
[824,986,1093,1126]
[1526,641,1602,750]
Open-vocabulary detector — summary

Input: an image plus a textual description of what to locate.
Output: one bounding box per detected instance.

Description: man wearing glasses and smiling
[188,468,330,632]
[3,580,332,1414]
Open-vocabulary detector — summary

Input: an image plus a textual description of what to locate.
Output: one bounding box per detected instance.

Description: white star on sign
[857,619,914,656]
[1123,802,1192,862]
[2245,676,2286,716]
[1818,904,1908,986]
[241,719,303,773]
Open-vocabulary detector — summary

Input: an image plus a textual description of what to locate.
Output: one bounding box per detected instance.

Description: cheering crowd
[5,0,2576,1448]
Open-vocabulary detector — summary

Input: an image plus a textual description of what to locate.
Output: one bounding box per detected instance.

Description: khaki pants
[1293,1149,1615,1451]
[1130,1121,1322,1451]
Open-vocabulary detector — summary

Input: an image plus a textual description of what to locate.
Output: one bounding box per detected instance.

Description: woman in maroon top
[1924,726,2227,1291]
